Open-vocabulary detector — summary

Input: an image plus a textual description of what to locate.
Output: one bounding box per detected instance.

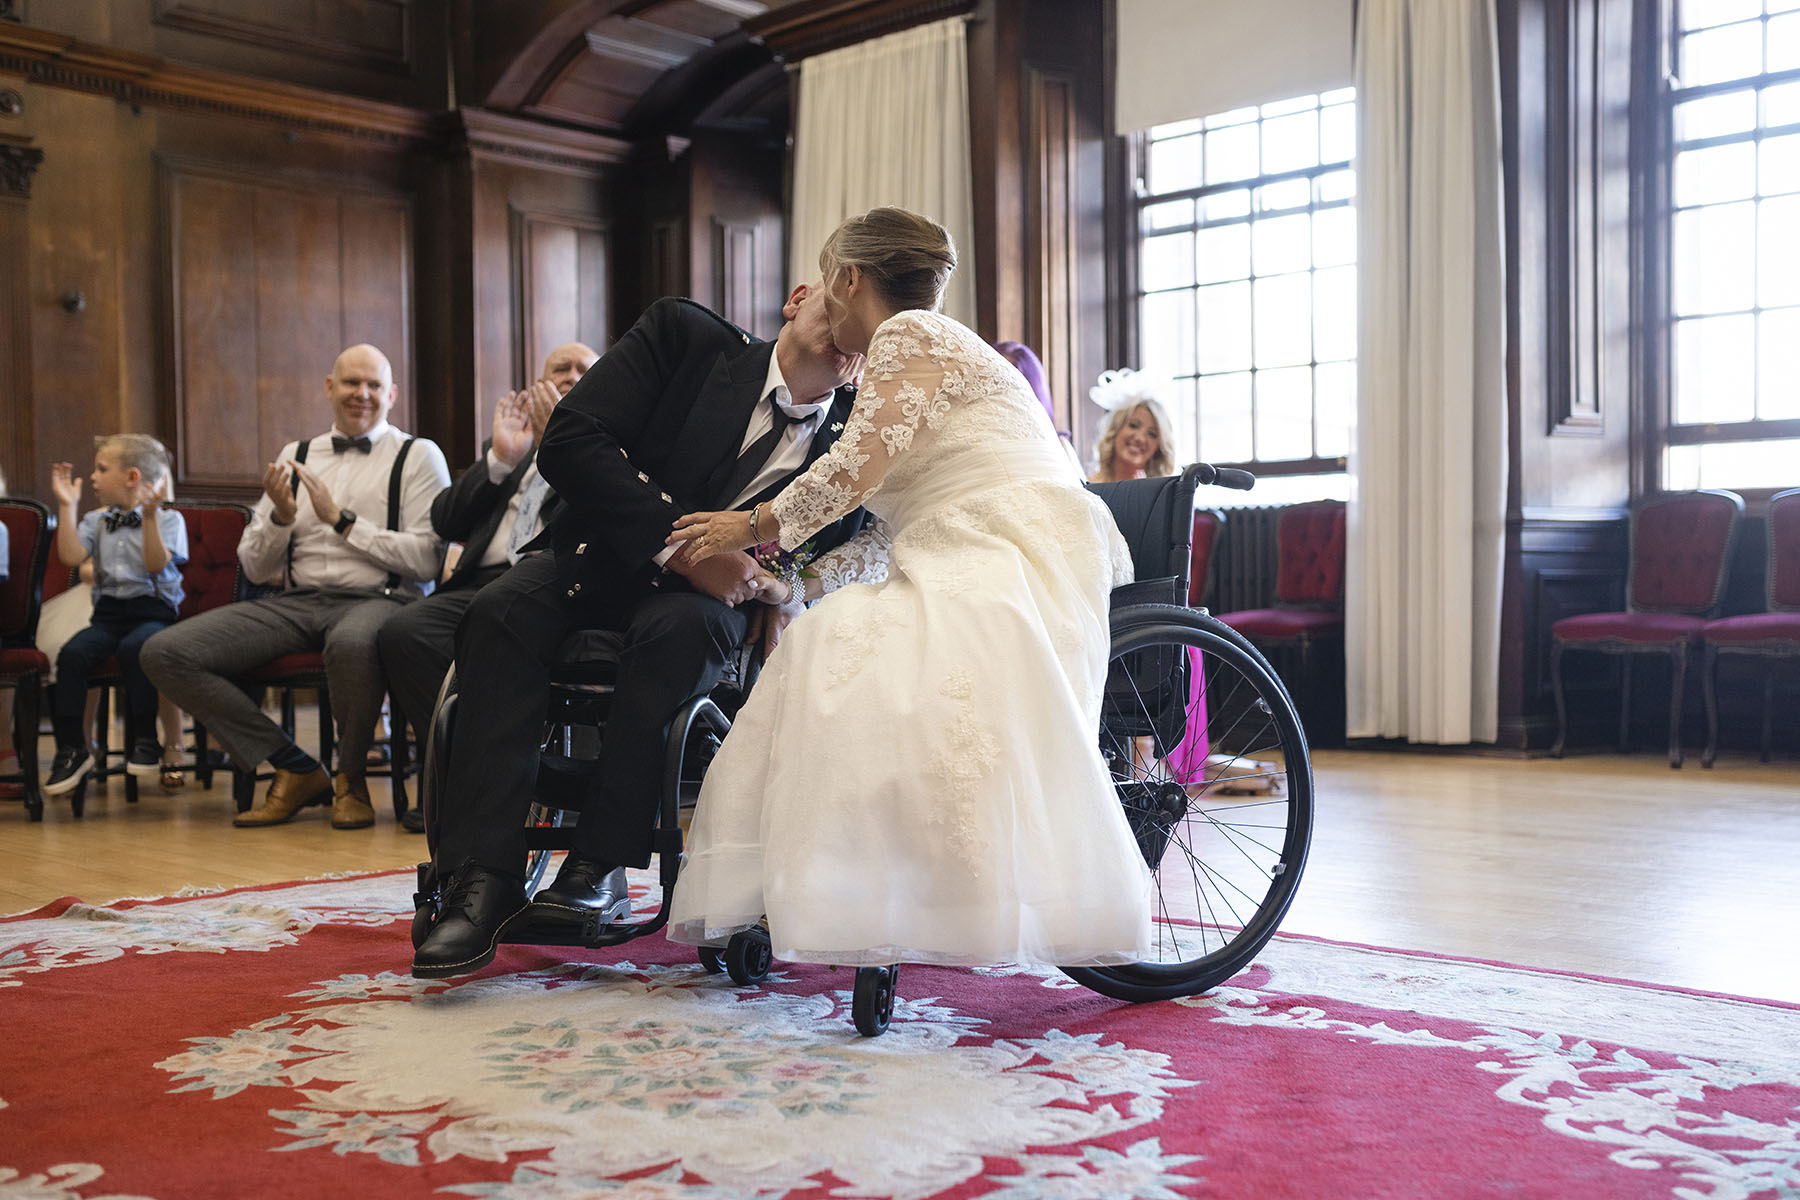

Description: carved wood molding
[744,0,973,61]
[453,107,632,170]
[0,136,41,197]
[0,23,434,145]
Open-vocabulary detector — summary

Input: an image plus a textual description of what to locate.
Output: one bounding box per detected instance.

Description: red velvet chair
[85,501,252,808]
[1215,500,1347,743]
[1550,489,1743,768]
[1,499,54,821]
[1700,487,1800,767]
[1189,507,1225,609]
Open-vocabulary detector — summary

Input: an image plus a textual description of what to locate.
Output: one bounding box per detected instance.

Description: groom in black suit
[414,284,867,978]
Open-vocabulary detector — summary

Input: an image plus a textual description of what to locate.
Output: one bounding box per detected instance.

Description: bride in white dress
[666,207,1153,967]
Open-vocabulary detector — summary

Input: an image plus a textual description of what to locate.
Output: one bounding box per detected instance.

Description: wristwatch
[333,509,358,535]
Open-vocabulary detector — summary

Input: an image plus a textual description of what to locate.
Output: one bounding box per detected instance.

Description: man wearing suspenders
[143,344,451,831]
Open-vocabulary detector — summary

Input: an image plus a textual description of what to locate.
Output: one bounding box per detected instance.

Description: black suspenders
[283,434,418,593]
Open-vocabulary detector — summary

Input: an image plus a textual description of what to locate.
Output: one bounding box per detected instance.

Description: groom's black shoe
[412,861,529,979]
[532,853,631,922]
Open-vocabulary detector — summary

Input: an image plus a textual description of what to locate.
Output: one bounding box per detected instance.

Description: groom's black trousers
[432,550,750,878]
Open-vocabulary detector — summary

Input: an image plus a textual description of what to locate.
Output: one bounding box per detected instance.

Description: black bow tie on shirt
[332,435,373,454]
[103,509,142,533]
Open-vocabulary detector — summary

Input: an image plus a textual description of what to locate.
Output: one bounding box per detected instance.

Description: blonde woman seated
[1088,369,1280,797]
[665,207,1152,968]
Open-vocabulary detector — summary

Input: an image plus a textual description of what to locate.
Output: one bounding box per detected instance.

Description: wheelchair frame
[411,463,1316,1035]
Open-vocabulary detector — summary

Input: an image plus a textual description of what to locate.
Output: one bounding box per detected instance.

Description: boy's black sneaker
[126,739,164,778]
[43,747,95,796]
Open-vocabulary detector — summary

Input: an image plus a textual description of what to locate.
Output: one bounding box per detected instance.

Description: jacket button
[576,542,587,554]
[572,583,581,593]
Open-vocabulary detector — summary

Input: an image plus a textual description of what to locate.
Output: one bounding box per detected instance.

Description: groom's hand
[746,590,805,662]
[669,545,761,606]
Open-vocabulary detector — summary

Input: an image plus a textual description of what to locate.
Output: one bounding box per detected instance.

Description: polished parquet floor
[5,730,1798,1004]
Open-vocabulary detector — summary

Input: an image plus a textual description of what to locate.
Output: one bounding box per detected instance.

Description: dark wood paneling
[152,0,411,74]
[1025,64,1077,436]
[163,159,414,493]
[0,139,38,494]
[512,209,610,383]
[713,218,760,333]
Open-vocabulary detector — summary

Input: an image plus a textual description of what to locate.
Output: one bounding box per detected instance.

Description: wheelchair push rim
[1065,605,1314,1003]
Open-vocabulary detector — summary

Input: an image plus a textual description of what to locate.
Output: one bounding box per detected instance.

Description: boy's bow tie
[332,435,373,454]
[103,510,142,532]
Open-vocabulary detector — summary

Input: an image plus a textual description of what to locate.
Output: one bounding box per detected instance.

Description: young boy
[43,436,188,795]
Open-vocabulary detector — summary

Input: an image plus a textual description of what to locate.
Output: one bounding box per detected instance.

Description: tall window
[1133,89,1356,501]
[1662,0,1800,490]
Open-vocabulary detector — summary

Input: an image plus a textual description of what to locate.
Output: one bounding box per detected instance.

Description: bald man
[143,343,451,830]
[378,343,599,816]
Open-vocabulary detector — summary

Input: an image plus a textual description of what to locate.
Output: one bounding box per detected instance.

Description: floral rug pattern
[2,873,1797,1199]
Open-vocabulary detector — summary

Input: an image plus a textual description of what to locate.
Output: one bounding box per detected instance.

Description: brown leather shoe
[330,772,376,830]
[234,767,333,827]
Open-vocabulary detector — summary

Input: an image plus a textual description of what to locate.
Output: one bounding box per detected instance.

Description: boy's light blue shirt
[77,506,187,611]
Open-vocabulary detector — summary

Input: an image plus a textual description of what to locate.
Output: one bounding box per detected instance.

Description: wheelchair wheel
[697,945,725,974]
[724,927,772,985]
[1064,603,1314,1003]
[852,965,899,1037]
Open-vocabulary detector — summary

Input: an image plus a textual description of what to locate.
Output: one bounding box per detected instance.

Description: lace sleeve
[769,311,953,550]
[806,518,892,598]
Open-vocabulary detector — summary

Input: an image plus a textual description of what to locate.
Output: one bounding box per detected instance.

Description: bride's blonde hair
[819,207,956,313]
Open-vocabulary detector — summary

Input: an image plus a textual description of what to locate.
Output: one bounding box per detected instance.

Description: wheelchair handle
[1193,463,1256,491]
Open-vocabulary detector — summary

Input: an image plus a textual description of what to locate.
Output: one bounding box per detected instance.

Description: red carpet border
[2,872,1797,1199]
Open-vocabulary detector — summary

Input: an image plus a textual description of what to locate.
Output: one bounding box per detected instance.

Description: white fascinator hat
[1088,367,1171,412]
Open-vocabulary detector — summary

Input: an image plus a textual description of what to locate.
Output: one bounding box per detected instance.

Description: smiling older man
[143,343,450,831]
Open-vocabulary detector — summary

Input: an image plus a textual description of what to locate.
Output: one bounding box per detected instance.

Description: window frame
[1640,0,1800,500]
[1125,95,1357,481]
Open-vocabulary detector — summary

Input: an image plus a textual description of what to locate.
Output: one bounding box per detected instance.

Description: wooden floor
[5,733,1798,1004]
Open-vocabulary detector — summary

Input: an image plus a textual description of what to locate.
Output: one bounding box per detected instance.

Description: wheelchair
[411,462,1314,1037]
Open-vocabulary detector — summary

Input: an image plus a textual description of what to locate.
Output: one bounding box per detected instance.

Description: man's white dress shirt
[239,420,451,595]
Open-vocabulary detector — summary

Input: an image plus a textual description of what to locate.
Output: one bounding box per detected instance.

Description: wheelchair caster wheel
[724,928,772,985]
[852,965,899,1037]
[410,906,436,950]
[698,946,725,974]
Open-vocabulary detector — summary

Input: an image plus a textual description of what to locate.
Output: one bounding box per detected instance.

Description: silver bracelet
[748,502,762,543]
[783,561,804,605]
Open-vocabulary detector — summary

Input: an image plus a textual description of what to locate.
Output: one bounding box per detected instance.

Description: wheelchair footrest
[502,902,660,949]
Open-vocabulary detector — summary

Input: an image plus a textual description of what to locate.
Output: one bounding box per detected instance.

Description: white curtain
[1347,0,1507,744]
[788,17,976,326]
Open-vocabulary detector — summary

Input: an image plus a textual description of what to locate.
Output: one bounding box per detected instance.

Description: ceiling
[470,0,814,143]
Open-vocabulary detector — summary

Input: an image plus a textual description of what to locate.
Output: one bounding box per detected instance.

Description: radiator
[1202,505,1282,615]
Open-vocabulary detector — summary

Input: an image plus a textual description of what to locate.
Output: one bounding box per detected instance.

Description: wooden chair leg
[1550,642,1568,757]
[194,720,213,789]
[318,687,335,774]
[1667,642,1687,769]
[1761,663,1776,763]
[390,706,409,818]
[1701,644,1720,769]
[15,678,44,821]
[1617,655,1634,753]
[122,697,139,804]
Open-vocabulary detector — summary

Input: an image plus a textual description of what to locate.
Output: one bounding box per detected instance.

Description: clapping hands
[492,379,564,468]
[49,462,83,508]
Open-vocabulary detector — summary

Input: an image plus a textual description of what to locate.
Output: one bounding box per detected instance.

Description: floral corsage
[753,540,817,605]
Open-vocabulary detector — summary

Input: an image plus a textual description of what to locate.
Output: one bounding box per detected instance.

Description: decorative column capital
[0,141,43,198]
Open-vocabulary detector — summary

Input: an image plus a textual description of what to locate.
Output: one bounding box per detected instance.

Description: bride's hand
[668,508,756,563]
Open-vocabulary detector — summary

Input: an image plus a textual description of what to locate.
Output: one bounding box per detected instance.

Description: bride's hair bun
[820,207,956,312]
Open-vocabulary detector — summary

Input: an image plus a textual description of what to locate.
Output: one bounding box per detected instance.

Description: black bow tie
[103,510,142,533]
[332,435,373,454]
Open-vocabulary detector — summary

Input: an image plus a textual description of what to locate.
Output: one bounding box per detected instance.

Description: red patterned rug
[3,872,1797,1200]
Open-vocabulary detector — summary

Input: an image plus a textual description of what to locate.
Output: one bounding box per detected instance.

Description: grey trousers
[141,588,404,775]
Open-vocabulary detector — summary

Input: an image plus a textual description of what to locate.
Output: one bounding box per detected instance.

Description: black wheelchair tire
[725,928,772,985]
[698,945,725,974]
[852,965,899,1037]
[1064,604,1314,1004]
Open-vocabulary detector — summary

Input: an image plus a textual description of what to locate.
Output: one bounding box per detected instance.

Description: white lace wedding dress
[667,310,1154,966]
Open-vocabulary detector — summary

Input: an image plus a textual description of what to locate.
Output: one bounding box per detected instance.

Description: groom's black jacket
[535,297,866,605]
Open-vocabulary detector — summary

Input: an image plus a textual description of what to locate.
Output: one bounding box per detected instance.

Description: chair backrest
[1274,500,1347,608]
[40,555,74,603]
[1086,464,1206,600]
[1766,487,1800,613]
[1189,507,1225,607]
[1626,489,1743,615]
[0,498,53,645]
[171,501,252,619]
